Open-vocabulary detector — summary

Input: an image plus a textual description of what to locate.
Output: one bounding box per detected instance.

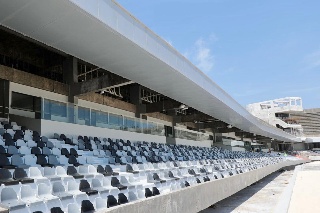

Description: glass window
[109,113,122,129]
[78,107,90,125]
[124,117,136,131]
[50,101,67,117]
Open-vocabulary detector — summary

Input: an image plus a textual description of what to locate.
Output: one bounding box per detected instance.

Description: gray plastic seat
[128,191,138,202]
[11,154,29,168]
[52,182,73,199]
[0,187,26,210]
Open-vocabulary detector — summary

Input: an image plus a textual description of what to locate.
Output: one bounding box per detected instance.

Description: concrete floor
[287,161,320,213]
[200,170,293,213]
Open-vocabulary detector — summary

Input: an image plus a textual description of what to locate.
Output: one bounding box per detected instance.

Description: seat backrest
[81,200,95,212]
[61,148,69,156]
[68,155,78,164]
[11,154,24,166]
[128,191,138,201]
[43,167,56,177]
[79,179,91,190]
[13,168,28,179]
[42,147,52,155]
[48,155,59,165]
[1,187,18,202]
[107,195,118,208]
[145,188,153,198]
[38,183,51,196]
[0,155,10,166]
[67,166,78,175]
[8,146,18,155]
[152,187,160,195]
[31,147,41,155]
[37,155,48,165]
[0,168,12,180]
[29,167,43,178]
[50,207,64,213]
[21,184,35,199]
[96,165,105,174]
[118,193,128,204]
[111,177,120,186]
[67,203,80,213]
[105,165,114,173]
[67,180,79,192]
[70,148,78,156]
[52,182,66,193]
[95,197,107,210]
[91,178,102,188]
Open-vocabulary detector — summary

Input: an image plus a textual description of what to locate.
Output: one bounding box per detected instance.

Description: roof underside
[0,0,300,142]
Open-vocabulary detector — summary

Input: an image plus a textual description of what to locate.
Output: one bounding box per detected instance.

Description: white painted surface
[0,0,300,142]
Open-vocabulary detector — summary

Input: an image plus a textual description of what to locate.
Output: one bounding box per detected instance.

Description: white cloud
[185,34,217,73]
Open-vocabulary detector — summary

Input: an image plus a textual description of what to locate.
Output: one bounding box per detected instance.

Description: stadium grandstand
[247,98,320,151]
[0,1,306,213]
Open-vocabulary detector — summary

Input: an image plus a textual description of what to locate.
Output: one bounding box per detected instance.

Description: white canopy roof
[0,0,300,142]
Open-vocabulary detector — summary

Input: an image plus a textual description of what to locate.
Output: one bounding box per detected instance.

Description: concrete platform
[200,170,294,213]
[99,160,305,213]
[287,161,320,213]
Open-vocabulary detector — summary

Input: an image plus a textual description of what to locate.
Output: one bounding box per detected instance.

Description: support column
[0,79,9,119]
[63,56,78,104]
[130,84,146,118]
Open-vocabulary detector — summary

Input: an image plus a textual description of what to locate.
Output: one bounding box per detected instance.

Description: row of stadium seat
[0,120,284,213]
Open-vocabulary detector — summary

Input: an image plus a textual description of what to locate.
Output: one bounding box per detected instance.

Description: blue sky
[116,0,320,109]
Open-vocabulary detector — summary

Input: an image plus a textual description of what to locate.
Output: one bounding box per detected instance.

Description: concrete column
[0,79,9,119]
[130,84,146,118]
[63,56,78,104]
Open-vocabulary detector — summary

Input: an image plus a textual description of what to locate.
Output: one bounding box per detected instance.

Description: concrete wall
[175,138,212,147]
[100,160,305,213]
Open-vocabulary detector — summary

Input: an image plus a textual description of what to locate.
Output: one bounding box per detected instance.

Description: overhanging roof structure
[0,0,301,142]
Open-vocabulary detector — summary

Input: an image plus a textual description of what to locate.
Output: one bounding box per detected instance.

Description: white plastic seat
[55,166,74,182]
[29,167,48,183]
[37,183,59,201]
[67,180,86,196]
[68,203,81,213]
[20,184,43,205]
[43,167,60,181]
[0,187,26,211]
[94,197,107,210]
[78,165,94,178]
[91,178,110,194]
